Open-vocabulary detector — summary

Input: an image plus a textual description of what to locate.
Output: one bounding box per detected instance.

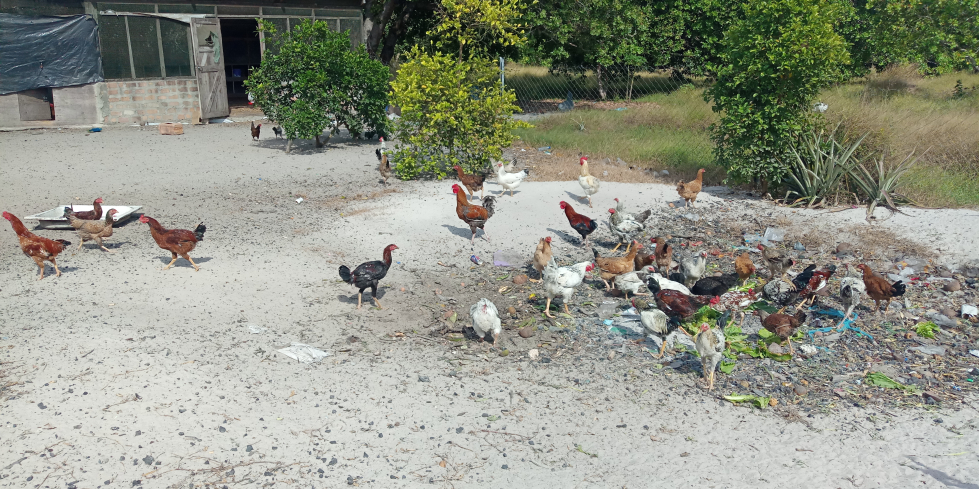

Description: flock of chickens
[3,198,206,279]
[342,146,911,390]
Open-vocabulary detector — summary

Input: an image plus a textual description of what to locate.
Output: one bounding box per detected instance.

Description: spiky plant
[783,125,867,208]
[847,148,926,222]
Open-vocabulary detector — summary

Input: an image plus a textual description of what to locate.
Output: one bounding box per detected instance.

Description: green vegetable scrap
[915,321,939,339]
[865,372,915,391]
[724,394,772,409]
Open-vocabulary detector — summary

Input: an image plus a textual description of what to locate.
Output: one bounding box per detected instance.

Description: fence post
[500,57,505,94]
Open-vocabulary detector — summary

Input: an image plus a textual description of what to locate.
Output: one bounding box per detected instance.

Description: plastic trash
[470,255,484,266]
[763,228,785,242]
[247,324,267,334]
[597,302,618,319]
[537,146,551,151]
[909,345,946,356]
[88,127,102,133]
[493,249,524,267]
[793,242,806,251]
[682,213,701,222]
[614,107,627,111]
[295,197,304,204]
[926,312,959,328]
[962,304,978,319]
[277,343,332,364]
[744,234,764,246]
[970,350,979,359]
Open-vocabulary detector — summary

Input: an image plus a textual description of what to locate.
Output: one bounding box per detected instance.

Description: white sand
[1,124,978,488]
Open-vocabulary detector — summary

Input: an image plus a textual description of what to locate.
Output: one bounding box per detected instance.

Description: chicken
[758,244,794,281]
[691,273,739,297]
[632,299,686,357]
[251,121,261,140]
[454,164,488,200]
[139,215,206,271]
[792,264,817,291]
[613,271,646,299]
[647,278,714,321]
[856,263,907,313]
[838,269,866,327]
[762,279,797,307]
[577,156,600,207]
[65,208,118,253]
[695,323,725,390]
[470,298,501,345]
[593,242,640,290]
[542,258,594,318]
[495,159,530,197]
[272,126,283,138]
[376,148,391,185]
[560,201,597,246]
[3,211,71,280]
[712,289,758,313]
[531,236,553,282]
[798,264,837,306]
[557,91,574,111]
[339,244,398,309]
[607,208,645,253]
[452,184,496,244]
[68,197,103,221]
[676,168,706,207]
[735,252,756,283]
[613,198,651,225]
[646,271,692,295]
[759,309,807,354]
[678,250,708,287]
[634,239,656,271]
[652,237,673,274]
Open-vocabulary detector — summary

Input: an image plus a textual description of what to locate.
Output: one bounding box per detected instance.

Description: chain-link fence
[501,60,979,206]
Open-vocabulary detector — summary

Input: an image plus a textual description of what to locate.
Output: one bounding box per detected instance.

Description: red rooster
[799,264,837,306]
[3,211,71,280]
[68,197,103,221]
[139,215,206,271]
[452,184,496,244]
[560,201,597,246]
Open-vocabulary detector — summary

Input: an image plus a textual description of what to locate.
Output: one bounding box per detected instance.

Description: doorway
[219,19,261,107]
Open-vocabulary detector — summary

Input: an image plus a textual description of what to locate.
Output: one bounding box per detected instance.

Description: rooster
[495,159,530,197]
[542,258,594,318]
[798,264,837,306]
[560,201,597,246]
[139,215,206,271]
[251,121,261,140]
[376,148,391,185]
[758,244,794,282]
[68,197,103,221]
[452,184,495,244]
[762,279,797,307]
[652,237,673,274]
[65,207,118,253]
[647,278,714,322]
[676,168,706,207]
[454,164,488,200]
[577,157,600,207]
[856,264,906,313]
[3,211,71,280]
[339,244,398,309]
[531,237,553,283]
[607,208,645,253]
[470,298,501,345]
[695,322,725,390]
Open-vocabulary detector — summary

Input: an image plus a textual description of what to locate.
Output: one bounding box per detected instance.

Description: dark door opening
[219,19,261,107]
[18,88,55,121]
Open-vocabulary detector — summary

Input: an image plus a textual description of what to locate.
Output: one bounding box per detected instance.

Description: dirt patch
[508,140,661,184]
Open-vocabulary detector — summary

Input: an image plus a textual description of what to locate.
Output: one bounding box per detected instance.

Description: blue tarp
[0,14,103,95]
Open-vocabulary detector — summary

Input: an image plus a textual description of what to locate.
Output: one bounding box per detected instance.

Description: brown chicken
[453,165,488,200]
[759,309,807,354]
[251,121,262,140]
[68,197,103,221]
[452,184,495,244]
[652,237,673,273]
[856,264,907,312]
[592,241,640,290]
[4,211,71,280]
[676,168,706,207]
[758,244,793,281]
[531,236,553,282]
[634,238,656,271]
[376,148,391,185]
[140,215,207,271]
[65,208,118,253]
[735,252,756,283]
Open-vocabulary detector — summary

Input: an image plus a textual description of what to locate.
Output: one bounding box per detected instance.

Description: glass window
[315,9,359,17]
[261,17,288,55]
[281,8,313,16]
[128,17,162,78]
[99,15,132,79]
[339,18,361,47]
[216,6,259,16]
[160,18,192,77]
[288,18,307,31]
[158,4,215,14]
[99,3,155,13]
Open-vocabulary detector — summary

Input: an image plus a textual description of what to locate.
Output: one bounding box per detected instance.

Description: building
[0,0,363,128]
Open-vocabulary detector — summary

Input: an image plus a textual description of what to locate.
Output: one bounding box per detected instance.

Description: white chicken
[542,258,594,318]
[695,323,725,391]
[495,159,530,197]
[679,250,707,287]
[607,208,645,253]
[613,271,645,299]
[646,270,692,295]
[838,269,865,328]
[613,198,651,225]
[470,298,502,345]
[632,299,692,357]
[577,156,600,207]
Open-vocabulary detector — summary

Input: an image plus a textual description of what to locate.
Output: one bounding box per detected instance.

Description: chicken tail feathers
[193,222,206,241]
[375,148,382,161]
[339,265,353,284]
[891,281,907,297]
[592,247,601,261]
[55,239,71,248]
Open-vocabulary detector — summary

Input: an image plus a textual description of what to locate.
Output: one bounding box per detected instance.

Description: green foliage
[865,372,917,392]
[784,125,868,207]
[847,148,922,221]
[724,394,772,409]
[431,0,528,58]
[915,321,940,339]
[389,48,530,179]
[705,0,850,185]
[245,20,389,146]
[865,0,979,75]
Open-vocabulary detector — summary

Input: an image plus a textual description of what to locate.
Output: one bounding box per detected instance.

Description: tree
[705,0,849,187]
[245,20,389,152]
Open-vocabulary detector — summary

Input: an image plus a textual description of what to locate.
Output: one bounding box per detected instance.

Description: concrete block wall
[104,78,201,124]
[0,83,101,129]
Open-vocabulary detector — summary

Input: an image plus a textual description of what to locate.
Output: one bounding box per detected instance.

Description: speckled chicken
[758,244,793,281]
[695,323,725,390]
[838,265,866,326]
[632,298,689,357]
[762,279,797,307]
[66,207,118,253]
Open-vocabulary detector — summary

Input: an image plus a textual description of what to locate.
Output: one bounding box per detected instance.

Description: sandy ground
[1,124,979,488]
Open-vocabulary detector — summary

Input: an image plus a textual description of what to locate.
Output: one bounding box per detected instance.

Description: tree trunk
[380,1,418,64]
[626,67,634,101]
[286,139,293,153]
[315,135,323,148]
[366,0,398,59]
[597,64,607,100]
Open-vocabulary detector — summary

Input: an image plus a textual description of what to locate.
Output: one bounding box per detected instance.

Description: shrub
[389,48,529,179]
[705,0,849,188]
[245,20,389,151]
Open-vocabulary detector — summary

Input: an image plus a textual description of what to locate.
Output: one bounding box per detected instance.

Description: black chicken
[791,264,817,291]
[691,273,739,296]
[668,271,686,284]
[339,244,398,309]
[272,126,283,138]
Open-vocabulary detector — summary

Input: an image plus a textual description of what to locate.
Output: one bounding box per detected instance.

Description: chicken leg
[95,238,114,253]
[544,297,555,318]
[564,303,572,315]
[611,242,623,253]
[356,291,363,309]
[180,253,200,271]
[162,252,179,271]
